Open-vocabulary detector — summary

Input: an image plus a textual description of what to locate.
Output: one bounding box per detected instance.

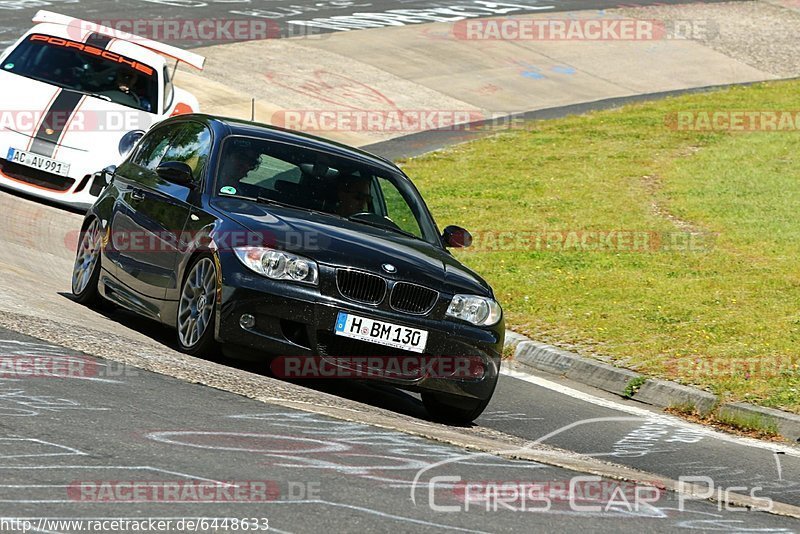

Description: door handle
[130,188,145,202]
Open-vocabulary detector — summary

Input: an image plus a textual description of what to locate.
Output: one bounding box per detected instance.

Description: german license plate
[334,312,428,354]
[7,147,70,176]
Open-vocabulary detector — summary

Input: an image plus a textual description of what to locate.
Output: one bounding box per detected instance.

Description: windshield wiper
[255,196,311,211]
[346,215,420,241]
[219,192,320,213]
[217,192,256,201]
[79,91,112,102]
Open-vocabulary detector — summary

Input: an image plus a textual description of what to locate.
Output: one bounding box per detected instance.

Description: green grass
[399,80,800,413]
[716,409,780,437]
[623,376,648,399]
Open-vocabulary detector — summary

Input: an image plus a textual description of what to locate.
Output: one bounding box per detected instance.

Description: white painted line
[0,438,86,458]
[502,369,800,457]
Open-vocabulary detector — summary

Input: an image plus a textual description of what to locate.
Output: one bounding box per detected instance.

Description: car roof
[176,114,401,175]
[24,23,167,70]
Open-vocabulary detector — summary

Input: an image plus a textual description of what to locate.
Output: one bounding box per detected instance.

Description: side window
[131,125,175,171]
[375,176,423,238]
[163,66,174,113]
[241,155,302,188]
[161,122,212,183]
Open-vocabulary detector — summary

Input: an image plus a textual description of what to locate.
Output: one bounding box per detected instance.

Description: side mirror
[156,161,194,187]
[442,225,472,248]
[89,165,116,197]
[119,130,145,159]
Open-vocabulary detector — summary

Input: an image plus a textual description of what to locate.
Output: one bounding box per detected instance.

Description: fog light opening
[470,360,486,380]
[240,314,256,329]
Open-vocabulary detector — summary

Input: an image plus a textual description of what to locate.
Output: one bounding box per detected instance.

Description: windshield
[2,34,158,113]
[216,136,441,244]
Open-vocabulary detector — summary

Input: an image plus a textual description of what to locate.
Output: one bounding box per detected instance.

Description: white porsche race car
[0,11,206,209]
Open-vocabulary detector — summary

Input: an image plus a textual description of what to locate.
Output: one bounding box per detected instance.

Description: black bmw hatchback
[71,114,504,423]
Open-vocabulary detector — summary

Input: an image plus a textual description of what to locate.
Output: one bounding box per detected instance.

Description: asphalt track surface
[0,0,736,47]
[0,326,796,533]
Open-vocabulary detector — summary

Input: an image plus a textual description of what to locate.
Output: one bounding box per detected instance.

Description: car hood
[210,197,493,296]
[0,70,155,153]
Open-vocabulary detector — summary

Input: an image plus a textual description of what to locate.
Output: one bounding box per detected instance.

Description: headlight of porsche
[234,246,319,285]
[118,130,145,158]
[446,295,502,326]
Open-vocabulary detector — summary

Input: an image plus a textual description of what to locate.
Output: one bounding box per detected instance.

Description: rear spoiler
[31,10,206,71]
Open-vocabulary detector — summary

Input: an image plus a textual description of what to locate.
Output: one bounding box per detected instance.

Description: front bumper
[0,157,104,210]
[215,256,504,402]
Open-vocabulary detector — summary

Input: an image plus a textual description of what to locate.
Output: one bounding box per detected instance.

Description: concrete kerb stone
[718,403,800,443]
[513,338,641,397]
[514,340,579,375]
[506,331,800,443]
[565,359,641,398]
[504,330,530,351]
[634,379,718,416]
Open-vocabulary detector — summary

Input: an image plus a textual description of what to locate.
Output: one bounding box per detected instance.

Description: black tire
[176,255,220,358]
[421,392,493,425]
[71,218,103,305]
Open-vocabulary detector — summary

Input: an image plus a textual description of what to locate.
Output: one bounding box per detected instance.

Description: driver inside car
[218,140,263,196]
[103,69,151,111]
[336,176,372,217]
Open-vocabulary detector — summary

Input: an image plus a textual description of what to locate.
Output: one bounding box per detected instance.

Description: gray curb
[718,403,800,443]
[635,379,717,417]
[506,330,800,443]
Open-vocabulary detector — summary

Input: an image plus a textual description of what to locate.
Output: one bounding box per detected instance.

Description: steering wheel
[116,89,141,108]
[69,65,86,81]
[128,91,142,107]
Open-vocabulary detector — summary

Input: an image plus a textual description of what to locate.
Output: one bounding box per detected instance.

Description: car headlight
[234,247,319,285]
[446,295,502,326]
[119,130,145,158]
